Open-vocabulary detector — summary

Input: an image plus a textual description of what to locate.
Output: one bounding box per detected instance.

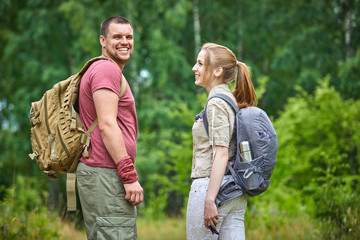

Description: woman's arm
[204,145,228,230]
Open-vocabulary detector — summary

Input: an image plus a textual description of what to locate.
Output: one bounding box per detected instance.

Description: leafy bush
[273,77,360,239]
[0,186,60,239]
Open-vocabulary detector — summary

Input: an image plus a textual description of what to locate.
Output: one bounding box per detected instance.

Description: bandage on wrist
[116,155,138,184]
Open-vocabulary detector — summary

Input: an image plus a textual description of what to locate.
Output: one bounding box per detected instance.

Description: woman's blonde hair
[201,43,257,108]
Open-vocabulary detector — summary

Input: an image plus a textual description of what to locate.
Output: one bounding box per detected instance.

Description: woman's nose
[192,64,197,72]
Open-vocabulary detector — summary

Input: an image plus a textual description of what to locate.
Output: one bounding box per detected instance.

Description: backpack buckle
[31,118,41,126]
[243,169,254,179]
[28,152,38,160]
[70,119,76,130]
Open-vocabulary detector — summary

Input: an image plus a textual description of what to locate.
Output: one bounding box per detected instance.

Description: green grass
[58,217,186,240]
[1,211,324,240]
[0,188,328,240]
[137,213,320,240]
[137,217,186,240]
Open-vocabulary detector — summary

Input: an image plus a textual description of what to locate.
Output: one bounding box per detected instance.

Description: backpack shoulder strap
[202,93,239,136]
[79,57,127,97]
[211,93,239,111]
[120,74,127,98]
[79,57,111,75]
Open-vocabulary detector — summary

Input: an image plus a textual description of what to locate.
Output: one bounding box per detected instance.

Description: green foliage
[310,160,360,239]
[0,185,60,239]
[338,49,360,99]
[254,0,360,115]
[136,100,195,218]
[246,193,320,239]
[11,175,48,212]
[274,78,360,239]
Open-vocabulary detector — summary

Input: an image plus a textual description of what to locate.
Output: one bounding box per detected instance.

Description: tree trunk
[342,0,354,60]
[193,0,201,59]
[127,0,139,93]
[236,0,242,59]
[48,178,59,209]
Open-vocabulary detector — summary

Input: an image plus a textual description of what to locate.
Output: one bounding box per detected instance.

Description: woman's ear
[213,67,223,78]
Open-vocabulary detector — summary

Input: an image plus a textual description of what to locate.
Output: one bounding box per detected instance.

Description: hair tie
[235,60,240,67]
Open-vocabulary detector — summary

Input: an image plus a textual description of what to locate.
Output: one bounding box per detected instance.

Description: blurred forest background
[1,0,359,239]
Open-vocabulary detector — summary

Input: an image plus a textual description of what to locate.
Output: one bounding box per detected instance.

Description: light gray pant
[76,162,137,240]
[186,177,247,240]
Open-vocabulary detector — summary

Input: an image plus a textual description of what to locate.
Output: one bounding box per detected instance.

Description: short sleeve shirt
[78,56,138,168]
[191,84,237,179]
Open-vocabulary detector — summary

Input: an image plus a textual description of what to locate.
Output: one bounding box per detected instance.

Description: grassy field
[137,218,187,240]
[58,218,187,240]
[59,214,319,240]
[58,221,87,240]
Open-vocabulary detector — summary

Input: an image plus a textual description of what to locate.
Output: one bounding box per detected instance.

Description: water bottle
[240,141,252,162]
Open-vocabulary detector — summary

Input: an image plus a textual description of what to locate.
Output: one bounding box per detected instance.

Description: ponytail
[233,62,257,109]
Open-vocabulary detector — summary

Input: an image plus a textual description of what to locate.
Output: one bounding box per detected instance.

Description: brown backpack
[29,57,126,210]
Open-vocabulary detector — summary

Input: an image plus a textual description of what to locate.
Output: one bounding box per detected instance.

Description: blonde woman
[186,43,257,239]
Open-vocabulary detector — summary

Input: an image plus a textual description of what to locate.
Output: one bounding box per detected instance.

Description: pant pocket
[96,216,136,240]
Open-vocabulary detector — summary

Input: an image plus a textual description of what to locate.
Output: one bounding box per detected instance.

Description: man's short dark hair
[100,16,132,37]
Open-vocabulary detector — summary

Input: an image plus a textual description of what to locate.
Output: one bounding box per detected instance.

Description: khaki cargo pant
[77,162,137,240]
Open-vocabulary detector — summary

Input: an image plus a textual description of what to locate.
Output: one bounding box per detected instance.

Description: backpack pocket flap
[233,156,269,193]
[235,155,264,172]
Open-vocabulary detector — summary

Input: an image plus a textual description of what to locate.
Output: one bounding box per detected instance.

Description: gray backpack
[198,93,278,206]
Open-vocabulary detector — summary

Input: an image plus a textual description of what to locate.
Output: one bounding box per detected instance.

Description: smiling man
[76,16,143,240]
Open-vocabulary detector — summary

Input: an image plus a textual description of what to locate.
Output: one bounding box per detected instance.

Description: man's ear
[213,67,223,78]
[99,35,106,47]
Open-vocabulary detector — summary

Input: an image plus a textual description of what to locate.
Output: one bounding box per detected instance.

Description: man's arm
[93,88,143,206]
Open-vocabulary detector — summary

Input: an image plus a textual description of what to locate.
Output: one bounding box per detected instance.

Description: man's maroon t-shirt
[79,58,138,168]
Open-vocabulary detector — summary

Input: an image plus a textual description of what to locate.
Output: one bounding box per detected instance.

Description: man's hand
[123,181,143,206]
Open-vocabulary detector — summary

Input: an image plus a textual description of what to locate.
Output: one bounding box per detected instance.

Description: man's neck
[101,53,126,70]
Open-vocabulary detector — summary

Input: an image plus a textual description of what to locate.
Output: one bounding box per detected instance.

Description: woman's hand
[204,196,219,230]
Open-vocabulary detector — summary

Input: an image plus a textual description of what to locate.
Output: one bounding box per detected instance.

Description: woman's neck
[206,79,224,93]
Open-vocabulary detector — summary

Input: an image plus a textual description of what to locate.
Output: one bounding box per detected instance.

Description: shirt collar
[208,84,232,98]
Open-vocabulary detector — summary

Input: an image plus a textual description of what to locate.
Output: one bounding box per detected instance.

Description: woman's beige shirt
[191,84,237,179]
